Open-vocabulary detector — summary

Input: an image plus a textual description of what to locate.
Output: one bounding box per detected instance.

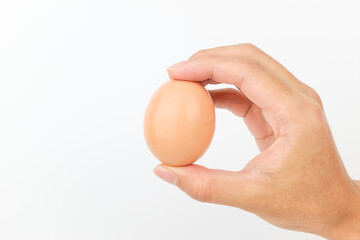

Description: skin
[153,43,360,239]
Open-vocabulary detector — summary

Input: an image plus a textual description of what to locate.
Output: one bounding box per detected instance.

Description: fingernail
[153,166,177,185]
[167,61,187,71]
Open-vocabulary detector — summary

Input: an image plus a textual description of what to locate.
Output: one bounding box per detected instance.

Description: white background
[1,0,360,239]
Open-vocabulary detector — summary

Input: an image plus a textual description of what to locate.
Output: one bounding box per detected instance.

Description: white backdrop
[1,0,360,239]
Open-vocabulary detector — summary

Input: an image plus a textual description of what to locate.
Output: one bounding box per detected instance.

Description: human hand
[153,44,360,239]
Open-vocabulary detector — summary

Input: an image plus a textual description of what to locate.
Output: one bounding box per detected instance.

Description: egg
[144,79,215,167]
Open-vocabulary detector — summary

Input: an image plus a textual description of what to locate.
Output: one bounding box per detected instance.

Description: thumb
[153,164,258,207]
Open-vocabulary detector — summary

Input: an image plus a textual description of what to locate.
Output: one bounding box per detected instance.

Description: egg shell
[144,79,215,167]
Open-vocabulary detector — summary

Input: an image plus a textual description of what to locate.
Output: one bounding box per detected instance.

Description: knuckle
[308,88,323,107]
[292,96,325,129]
[307,98,324,119]
[190,49,211,59]
[239,43,260,54]
[189,177,214,203]
[237,57,263,71]
[191,52,216,62]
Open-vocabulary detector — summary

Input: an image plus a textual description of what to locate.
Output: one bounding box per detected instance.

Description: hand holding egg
[147,44,360,240]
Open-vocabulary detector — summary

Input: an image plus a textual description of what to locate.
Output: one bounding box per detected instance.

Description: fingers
[209,88,252,117]
[188,44,322,105]
[209,88,275,151]
[167,54,300,128]
[153,164,259,208]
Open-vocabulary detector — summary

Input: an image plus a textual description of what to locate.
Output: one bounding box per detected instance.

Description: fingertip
[166,59,208,82]
[153,165,177,185]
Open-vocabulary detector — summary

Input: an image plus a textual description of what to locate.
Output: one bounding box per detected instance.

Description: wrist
[324,181,360,240]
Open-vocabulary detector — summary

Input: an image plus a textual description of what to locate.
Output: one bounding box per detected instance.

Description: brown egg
[144,79,215,167]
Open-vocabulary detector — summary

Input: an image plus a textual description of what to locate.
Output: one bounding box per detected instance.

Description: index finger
[167,54,300,119]
[189,44,321,105]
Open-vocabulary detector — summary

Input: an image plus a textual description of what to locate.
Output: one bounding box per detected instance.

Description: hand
[153,44,360,239]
